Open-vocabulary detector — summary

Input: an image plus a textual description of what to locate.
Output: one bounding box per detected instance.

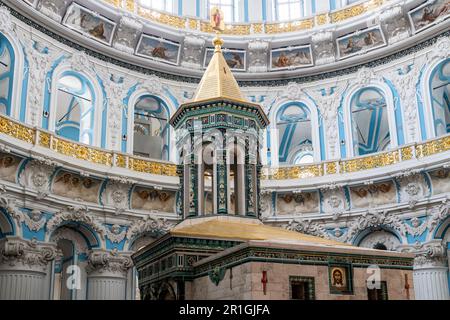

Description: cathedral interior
[0,0,449,301]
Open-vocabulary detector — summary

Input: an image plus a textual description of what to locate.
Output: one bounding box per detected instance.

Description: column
[413,241,450,300]
[0,237,57,300]
[245,140,256,217]
[86,250,133,300]
[188,154,199,217]
[216,148,228,215]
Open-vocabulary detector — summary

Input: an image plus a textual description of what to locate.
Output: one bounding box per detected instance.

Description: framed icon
[328,263,353,294]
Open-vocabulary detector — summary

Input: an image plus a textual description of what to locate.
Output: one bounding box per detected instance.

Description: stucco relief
[428,168,450,195]
[0,153,21,183]
[397,173,428,206]
[112,16,143,54]
[276,192,319,215]
[259,191,273,219]
[100,179,133,214]
[131,187,176,213]
[36,0,70,23]
[349,181,397,209]
[18,157,57,198]
[52,171,102,203]
[321,187,348,213]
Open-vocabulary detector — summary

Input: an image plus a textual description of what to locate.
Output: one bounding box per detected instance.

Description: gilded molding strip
[415,135,450,158]
[0,116,35,144]
[100,0,387,36]
[0,115,177,177]
[0,115,448,179]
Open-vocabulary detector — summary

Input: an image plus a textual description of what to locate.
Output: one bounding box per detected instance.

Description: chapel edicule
[131,8,415,301]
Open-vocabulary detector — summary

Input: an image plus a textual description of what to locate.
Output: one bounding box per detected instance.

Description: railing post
[34,128,39,146]
[49,133,54,150]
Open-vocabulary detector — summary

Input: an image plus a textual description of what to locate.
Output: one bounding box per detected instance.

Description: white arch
[0,31,25,120]
[269,97,322,167]
[48,63,104,147]
[126,88,177,162]
[420,57,449,139]
[342,82,399,158]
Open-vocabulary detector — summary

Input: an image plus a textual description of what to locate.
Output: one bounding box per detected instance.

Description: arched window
[350,87,390,156]
[200,143,215,215]
[274,0,305,21]
[429,60,450,137]
[208,0,238,22]
[55,72,95,144]
[0,33,14,116]
[139,0,174,13]
[228,140,245,215]
[133,95,169,160]
[276,103,314,164]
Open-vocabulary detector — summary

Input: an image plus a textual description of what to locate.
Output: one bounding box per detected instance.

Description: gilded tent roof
[191,37,246,103]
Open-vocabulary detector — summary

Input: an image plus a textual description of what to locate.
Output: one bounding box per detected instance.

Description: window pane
[140,0,173,13]
[278,3,290,20]
[290,2,301,19]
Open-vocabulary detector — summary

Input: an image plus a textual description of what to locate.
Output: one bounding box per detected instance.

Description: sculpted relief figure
[52,172,101,203]
[131,187,176,213]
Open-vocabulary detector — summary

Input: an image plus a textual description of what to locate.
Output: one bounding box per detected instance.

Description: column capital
[86,249,133,278]
[404,240,448,269]
[0,237,57,272]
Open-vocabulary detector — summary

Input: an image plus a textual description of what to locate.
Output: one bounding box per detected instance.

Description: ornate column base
[0,237,57,300]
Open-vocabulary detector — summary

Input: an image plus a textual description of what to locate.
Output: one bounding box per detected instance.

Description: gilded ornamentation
[330,4,366,23]
[340,150,400,173]
[100,0,388,36]
[0,117,35,144]
[51,137,113,166]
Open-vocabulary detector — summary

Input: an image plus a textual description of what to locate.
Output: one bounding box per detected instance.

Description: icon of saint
[210,7,225,32]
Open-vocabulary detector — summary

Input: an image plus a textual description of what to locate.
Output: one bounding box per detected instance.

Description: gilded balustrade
[99,0,386,36]
[0,115,449,179]
[0,114,177,177]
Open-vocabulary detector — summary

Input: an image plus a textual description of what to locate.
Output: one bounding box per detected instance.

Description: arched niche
[53,72,96,144]
[0,31,24,119]
[342,84,399,158]
[125,90,176,161]
[423,59,450,138]
[50,224,100,300]
[131,95,170,160]
[269,99,321,166]
[47,64,103,147]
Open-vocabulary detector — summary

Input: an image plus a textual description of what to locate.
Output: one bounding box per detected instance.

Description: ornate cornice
[46,205,106,239]
[126,216,174,243]
[2,0,449,87]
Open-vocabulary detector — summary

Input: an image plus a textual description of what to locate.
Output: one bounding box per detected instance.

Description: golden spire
[191,7,246,103]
